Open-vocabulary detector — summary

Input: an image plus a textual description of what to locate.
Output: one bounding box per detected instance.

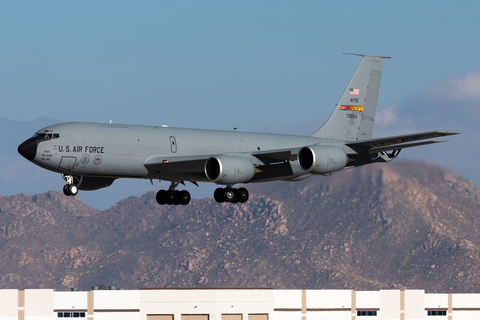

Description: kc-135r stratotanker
[18,54,458,205]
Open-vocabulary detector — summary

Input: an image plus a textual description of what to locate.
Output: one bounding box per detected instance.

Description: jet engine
[205,155,255,184]
[298,145,348,174]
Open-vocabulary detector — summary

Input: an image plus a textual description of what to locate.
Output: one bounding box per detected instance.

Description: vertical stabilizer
[310,54,390,141]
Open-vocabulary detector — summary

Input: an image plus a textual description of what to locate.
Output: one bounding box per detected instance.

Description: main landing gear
[214,187,249,203]
[62,174,82,196]
[156,181,191,205]
[154,183,249,205]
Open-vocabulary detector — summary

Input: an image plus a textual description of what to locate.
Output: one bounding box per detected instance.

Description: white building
[0,287,478,320]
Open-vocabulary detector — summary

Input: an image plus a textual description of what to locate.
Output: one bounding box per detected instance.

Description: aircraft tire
[173,190,181,205]
[237,188,249,203]
[156,190,167,205]
[63,184,71,196]
[223,188,236,202]
[68,184,78,196]
[179,190,191,205]
[166,190,176,205]
[214,188,225,203]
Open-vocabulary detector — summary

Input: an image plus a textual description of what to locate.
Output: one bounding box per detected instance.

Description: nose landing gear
[63,184,78,196]
[62,174,82,196]
[156,181,191,205]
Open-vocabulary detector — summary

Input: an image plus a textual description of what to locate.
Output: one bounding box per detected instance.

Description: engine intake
[298,145,347,174]
[205,155,255,185]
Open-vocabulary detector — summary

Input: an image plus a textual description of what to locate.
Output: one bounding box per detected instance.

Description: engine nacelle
[78,177,116,190]
[298,145,347,174]
[205,155,255,185]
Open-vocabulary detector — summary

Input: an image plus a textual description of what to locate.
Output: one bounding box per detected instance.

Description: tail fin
[310,53,390,141]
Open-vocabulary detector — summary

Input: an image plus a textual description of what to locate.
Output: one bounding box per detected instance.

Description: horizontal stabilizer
[343,53,392,59]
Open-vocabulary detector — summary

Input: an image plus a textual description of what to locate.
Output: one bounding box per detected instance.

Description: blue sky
[1,1,479,209]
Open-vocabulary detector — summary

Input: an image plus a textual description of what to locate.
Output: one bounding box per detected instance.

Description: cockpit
[33,130,60,140]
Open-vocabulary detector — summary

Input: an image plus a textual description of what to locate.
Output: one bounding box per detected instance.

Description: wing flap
[251,149,298,164]
[144,156,210,181]
[368,140,448,154]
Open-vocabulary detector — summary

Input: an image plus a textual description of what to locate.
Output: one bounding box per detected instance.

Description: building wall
[273,290,301,320]
[140,288,273,320]
[0,289,18,320]
[54,291,88,313]
[1,288,480,320]
[25,289,54,320]
[404,290,424,320]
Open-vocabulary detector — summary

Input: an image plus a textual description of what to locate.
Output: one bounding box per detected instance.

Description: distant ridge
[0,160,479,292]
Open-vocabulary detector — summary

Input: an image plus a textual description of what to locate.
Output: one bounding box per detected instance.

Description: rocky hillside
[1,160,480,292]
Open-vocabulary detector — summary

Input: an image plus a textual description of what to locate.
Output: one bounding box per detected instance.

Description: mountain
[0,160,479,292]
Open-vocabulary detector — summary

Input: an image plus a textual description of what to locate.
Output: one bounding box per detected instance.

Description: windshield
[33,132,60,139]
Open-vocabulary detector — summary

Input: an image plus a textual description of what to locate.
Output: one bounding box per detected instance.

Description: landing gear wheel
[179,190,191,205]
[68,184,78,196]
[214,188,225,203]
[61,174,82,197]
[223,188,236,202]
[63,184,78,196]
[236,188,249,203]
[156,190,167,205]
[156,181,192,206]
[166,190,178,205]
[63,184,71,196]
[212,187,250,204]
[174,190,181,205]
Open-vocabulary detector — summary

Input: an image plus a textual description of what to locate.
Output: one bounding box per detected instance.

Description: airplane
[18,54,458,206]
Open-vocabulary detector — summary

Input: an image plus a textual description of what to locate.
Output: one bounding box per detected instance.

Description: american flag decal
[349,88,359,96]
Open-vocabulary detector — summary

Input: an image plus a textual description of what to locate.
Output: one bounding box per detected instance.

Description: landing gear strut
[62,174,82,196]
[214,187,249,203]
[156,181,191,205]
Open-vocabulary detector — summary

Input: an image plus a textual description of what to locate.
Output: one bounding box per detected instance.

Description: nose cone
[18,138,39,161]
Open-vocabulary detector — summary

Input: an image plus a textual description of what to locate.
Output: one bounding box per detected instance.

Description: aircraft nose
[18,138,39,161]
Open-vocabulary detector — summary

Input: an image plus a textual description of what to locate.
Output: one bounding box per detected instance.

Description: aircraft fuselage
[24,122,340,182]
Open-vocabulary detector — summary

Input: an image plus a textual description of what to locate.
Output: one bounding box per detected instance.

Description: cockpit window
[33,132,60,139]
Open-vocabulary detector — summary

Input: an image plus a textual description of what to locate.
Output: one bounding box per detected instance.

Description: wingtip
[438,130,460,135]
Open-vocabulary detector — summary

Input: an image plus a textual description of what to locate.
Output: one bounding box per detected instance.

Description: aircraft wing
[367,140,448,154]
[143,149,300,182]
[346,130,459,153]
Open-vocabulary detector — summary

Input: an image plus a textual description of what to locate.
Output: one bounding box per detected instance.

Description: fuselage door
[169,136,177,153]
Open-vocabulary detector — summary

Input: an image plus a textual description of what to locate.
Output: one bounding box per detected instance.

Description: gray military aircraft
[18,54,457,205]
